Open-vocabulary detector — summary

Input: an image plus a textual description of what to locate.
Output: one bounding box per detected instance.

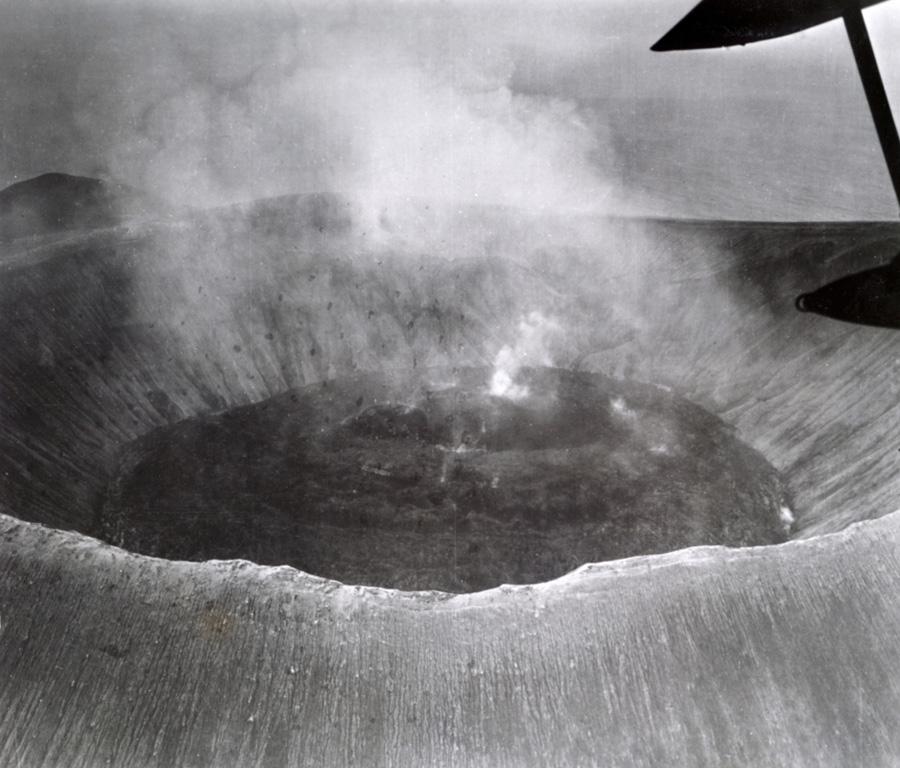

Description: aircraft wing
[653,0,900,324]
[652,0,890,51]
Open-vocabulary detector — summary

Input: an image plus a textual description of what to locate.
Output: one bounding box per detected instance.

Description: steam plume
[0,2,629,222]
[490,312,562,400]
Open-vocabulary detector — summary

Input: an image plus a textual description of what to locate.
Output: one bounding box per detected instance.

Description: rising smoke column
[0,1,631,222]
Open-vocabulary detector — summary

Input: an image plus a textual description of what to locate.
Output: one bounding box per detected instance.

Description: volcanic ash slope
[1,510,899,768]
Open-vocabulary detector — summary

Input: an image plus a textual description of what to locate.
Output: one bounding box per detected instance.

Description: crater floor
[97,367,790,591]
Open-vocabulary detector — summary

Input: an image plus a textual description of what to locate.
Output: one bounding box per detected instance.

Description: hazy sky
[3,0,900,220]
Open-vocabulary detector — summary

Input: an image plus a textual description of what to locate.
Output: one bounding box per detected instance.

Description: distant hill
[0,172,162,241]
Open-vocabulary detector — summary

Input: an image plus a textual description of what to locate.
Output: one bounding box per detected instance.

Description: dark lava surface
[96,366,790,592]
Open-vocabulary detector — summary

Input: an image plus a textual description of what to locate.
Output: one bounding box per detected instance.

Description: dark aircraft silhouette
[654,0,900,329]
[796,252,900,328]
[652,0,890,51]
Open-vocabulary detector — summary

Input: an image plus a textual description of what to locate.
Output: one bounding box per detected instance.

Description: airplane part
[654,0,900,326]
[842,4,900,210]
[651,0,889,51]
[795,252,900,327]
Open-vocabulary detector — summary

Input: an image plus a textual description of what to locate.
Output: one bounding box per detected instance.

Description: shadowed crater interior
[95,366,791,592]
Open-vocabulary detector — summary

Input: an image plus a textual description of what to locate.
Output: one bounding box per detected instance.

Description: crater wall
[2,203,899,537]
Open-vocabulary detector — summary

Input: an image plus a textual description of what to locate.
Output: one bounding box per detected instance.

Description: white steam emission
[490,312,561,400]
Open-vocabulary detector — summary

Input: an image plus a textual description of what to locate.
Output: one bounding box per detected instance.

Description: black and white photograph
[2,0,900,765]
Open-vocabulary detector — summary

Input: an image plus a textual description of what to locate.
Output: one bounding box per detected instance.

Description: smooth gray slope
[595,219,900,536]
[1,510,899,767]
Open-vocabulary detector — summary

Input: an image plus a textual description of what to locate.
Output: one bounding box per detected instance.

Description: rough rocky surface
[96,366,790,591]
[2,510,900,767]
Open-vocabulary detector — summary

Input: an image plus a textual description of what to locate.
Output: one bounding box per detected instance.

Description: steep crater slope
[596,219,900,535]
[96,367,790,592]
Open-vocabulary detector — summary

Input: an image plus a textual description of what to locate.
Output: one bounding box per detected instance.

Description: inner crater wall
[2,209,900,537]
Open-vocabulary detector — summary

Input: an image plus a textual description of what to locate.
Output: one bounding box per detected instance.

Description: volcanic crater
[96,366,790,592]
[7,174,900,766]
